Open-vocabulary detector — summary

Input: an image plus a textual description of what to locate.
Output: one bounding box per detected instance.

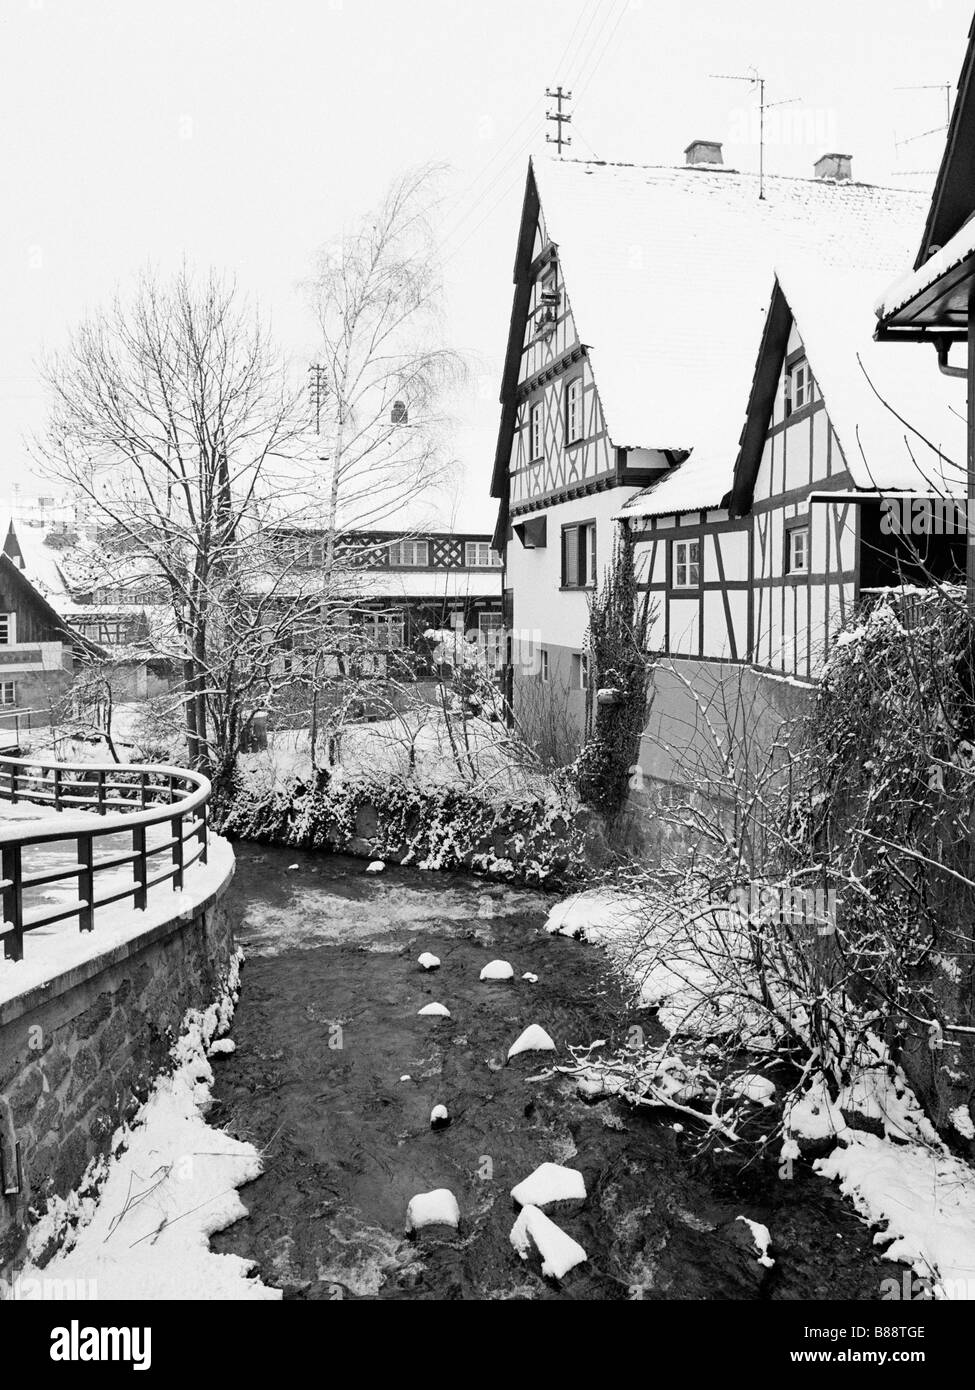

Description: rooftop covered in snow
[496,157,933,521]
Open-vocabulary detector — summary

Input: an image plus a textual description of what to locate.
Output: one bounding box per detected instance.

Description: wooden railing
[0,755,211,964]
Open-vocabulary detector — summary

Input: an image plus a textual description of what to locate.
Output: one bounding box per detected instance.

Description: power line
[437,120,544,252]
[574,0,629,103]
[563,0,614,89]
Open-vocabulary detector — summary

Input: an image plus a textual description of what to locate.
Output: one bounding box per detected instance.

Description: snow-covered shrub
[796,588,975,1131]
[216,768,596,886]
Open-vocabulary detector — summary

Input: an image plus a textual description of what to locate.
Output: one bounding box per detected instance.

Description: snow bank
[510,1205,587,1279]
[510,1163,586,1208]
[545,888,758,1038]
[405,1189,460,1232]
[816,1137,975,1299]
[19,950,279,1301]
[507,1024,556,1060]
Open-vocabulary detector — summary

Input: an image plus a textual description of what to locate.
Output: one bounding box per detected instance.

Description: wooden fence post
[78,834,94,932]
[171,816,184,891]
[133,824,147,911]
[2,844,23,961]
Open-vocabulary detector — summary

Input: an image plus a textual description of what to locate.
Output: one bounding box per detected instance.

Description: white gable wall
[750,325,856,679]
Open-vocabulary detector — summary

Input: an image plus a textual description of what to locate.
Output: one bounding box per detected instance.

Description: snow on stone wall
[0,840,236,1271]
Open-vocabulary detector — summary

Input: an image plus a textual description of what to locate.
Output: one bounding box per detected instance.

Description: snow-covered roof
[876,215,975,323]
[530,158,929,511]
[265,567,502,602]
[621,254,967,519]
[779,262,965,493]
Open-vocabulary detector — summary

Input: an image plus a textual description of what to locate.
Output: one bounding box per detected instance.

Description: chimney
[814,152,853,182]
[684,139,723,168]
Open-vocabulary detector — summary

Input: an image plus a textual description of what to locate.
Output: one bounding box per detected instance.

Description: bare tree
[302,165,465,572]
[35,265,319,782]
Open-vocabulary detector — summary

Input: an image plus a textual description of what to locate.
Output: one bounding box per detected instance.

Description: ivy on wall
[573,534,655,821]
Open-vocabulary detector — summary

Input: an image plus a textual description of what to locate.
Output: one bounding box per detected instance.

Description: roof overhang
[875,247,975,342]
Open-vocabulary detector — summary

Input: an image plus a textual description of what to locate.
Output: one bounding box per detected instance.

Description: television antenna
[711,69,801,200]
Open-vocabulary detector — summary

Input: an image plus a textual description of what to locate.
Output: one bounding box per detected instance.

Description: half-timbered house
[266,525,504,680]
[624,264,965,675]
[492,149,964,762]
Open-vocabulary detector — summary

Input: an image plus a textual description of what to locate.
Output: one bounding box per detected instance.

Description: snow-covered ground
[13,950,278,1301]
[543,887,975,1301]
[238,710,542,797]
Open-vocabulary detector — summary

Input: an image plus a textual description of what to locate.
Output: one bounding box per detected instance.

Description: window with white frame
[0,613,14,646]
[540,648,550,683]
[672,539,701,589]
[363,612,405,650]
[785,359,816,416]
[530,401,544,461]
[388,539,429,567]
[465,542,502,568]
[787,525,809,575]
[565,377,583,445]
[575,652,590,691]
[0,681,16,707]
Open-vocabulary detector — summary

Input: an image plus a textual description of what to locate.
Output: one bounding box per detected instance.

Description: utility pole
[546,86,573,156]
[308,364,328,434]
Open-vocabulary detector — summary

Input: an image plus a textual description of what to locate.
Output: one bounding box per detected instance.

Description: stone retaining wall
[0,858,236,1271]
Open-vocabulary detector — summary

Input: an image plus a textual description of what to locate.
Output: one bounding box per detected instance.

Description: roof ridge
[537,155,928,199]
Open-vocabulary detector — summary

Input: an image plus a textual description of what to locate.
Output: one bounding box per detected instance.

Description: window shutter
[562,526,579,586]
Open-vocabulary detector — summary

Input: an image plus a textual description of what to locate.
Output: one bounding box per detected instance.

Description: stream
[210,843,900,1301]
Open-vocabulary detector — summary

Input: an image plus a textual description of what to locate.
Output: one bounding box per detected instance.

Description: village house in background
[492,148,966,783]
[0,521,89,750]
[0,502,504,752]
[267,523,503,670]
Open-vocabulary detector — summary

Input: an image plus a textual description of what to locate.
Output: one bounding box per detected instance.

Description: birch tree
[303,164,464,572]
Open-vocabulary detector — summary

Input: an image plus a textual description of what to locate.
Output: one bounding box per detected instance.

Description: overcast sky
[1,0,971,529]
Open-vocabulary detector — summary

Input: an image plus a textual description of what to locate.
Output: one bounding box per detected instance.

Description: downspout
[935,335,968,379]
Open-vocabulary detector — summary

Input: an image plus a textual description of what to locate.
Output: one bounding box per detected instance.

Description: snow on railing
[0,755,211,963]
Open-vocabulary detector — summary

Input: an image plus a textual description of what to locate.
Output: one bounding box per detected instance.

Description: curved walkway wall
[0,755,236,1272]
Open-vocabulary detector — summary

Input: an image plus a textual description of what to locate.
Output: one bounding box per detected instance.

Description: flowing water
[211,843,900,1301]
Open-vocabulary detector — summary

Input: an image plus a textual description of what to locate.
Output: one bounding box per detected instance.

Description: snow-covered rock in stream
[507,1024,556,1060]
[366,861,385,874]
[736,1216,775,1268]
[418,1002,451,1018]
[575,1066,625,1103]
[510,1204,587,1279]
[511,1162,586,1208]
[418,952,441,971]
[479,959,514,982]
[729,1073,776,1108]
[406,1189,460,1232]
[522,972,539,984]
[430,1104,450,1129]
[207,1038,236,1056]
